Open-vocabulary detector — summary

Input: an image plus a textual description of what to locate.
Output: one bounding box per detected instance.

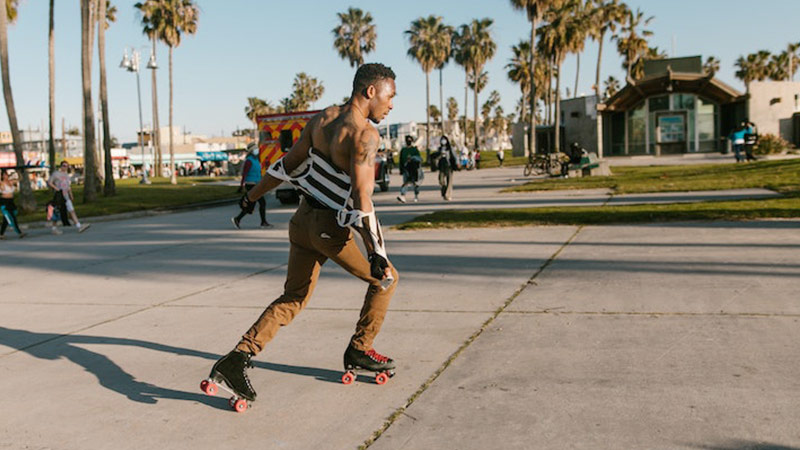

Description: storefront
[599,57,744,156]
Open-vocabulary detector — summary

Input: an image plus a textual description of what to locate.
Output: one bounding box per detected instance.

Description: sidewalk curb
[20,196,239,230]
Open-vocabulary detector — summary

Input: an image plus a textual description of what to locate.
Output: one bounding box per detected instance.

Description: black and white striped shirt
[267,148,353,211]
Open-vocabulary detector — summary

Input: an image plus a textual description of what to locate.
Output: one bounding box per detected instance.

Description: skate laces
[240,353,255,391]
[365,349,389,364]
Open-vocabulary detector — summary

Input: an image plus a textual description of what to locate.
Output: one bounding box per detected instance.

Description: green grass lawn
[19,176,238,223]
[505,158,800,194]
[399,159,800,229]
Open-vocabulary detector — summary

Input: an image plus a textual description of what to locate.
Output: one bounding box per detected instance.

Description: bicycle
[523,153,563,177]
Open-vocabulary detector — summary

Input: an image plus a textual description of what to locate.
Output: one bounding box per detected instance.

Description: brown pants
[236,199,399,355]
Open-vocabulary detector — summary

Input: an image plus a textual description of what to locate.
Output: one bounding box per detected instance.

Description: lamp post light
[119,47,150,184]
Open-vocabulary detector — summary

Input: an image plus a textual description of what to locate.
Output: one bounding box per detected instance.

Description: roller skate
[200,350,256,413]
[341,344,396,385]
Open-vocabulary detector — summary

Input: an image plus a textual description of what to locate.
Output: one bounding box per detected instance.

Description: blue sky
[2,0,800,142]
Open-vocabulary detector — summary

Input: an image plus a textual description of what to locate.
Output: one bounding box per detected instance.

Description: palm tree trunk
[425,71,430,152]
[151,38,161,175]
[98,0,114,196]
[473,68,479,151]
[81,0,97,202]
[463,72,468,148]
[574,52,580,98]
[594,30,605,98]
[528,17,536,158]
[169,45,176,184]
[438,67,444,134]
[48,0,56,175]
[0,0,35,213]
[554,54,562,155]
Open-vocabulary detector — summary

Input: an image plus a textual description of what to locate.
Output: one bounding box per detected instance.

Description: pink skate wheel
[233,398,248,413]
[200,380,218,396]
[342,371,355,385]
[375,372,389,385]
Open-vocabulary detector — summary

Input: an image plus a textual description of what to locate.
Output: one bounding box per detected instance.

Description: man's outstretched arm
[350,127,391,283]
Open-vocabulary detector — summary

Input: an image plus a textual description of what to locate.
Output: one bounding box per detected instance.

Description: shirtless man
[204,64,398,404]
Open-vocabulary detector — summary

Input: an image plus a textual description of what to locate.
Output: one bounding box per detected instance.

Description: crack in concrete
[358,226,585,449]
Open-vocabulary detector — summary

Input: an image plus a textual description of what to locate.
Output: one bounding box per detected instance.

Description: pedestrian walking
[203,64,399,408]
[397,135,422,203]
[496,148,504,167]
[728,123,746,163]
[743,120,759,162]
[47,161,90,235]
[232,144,273,229]
[0,170,25,239]
[436,136,457,201]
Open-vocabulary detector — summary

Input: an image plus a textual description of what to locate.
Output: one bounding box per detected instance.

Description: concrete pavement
[1,168,798,449]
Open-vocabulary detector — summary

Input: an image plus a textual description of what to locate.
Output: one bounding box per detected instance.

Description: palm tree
[769,52,790,81]
[510,0,561,157]
[406,15,451,151]
[602,75,620,100]
[0,0,34,212]
[47,0,56,175]
[428,104,441,130]
[703,56,720,77]
[139,0,199,184]
[615,7,653,81]
[135,0,163,175]
[98,0,117,196]
[446,96,458,132]
[752,50,773,81]
[506,40,532,129]
[735,55,757,93]
[786,42,800,81]
[569,0,591,98]
[538,0,582,154]
[629,46,666,80]
[458,18,496,151]
[435,24,454,136]
[290,72,325,110]
[245,97,273,127]
[481,90,501,144]
[452,27,470,148]
[587,0,628,97]
[80,0,98,202]
[332,7,376,68]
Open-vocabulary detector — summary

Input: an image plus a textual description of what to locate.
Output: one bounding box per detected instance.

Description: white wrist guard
[337,208,387,259]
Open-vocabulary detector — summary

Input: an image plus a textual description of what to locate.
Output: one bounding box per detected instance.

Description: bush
[753,133,790,155]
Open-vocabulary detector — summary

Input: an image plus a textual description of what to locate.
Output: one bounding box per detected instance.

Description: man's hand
[368,253,390,281]
[239,193,256,214]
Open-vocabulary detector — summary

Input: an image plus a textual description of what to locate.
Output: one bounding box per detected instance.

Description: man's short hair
[352,63,396,96]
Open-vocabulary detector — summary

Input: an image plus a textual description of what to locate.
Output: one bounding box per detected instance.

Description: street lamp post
[120,47,150,184]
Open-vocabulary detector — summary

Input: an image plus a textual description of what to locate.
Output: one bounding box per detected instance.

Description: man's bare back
[245,74,395,213]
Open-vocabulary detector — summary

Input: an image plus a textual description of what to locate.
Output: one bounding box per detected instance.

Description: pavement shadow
[688,440,800,450]
[0,326,345,409]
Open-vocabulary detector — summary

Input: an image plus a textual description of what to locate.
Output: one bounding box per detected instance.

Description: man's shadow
[0,326,344,410]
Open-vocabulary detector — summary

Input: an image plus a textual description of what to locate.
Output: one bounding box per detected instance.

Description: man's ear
[365,84,376,99]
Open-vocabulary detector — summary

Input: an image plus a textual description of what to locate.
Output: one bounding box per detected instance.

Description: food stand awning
[196,151,228,162]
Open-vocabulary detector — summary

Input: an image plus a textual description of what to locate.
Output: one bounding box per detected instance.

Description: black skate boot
[207,350,257,401]
[341,344,396,385]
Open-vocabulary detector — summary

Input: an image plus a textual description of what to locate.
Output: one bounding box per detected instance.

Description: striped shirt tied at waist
[267,147,354,213]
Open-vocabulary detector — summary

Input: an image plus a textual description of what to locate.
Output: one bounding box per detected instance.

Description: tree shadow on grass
[0,326,344,410]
